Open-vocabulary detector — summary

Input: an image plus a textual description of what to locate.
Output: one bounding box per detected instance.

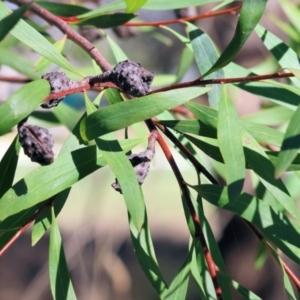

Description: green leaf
[162,243,193,299]
[0,46,41,79]
[37,1,90,17]
[185,101,284,147]
[76,13,135,28]
[255,24,300,87]
[52,103,82,132]
[217,86,245,201]
[242,130,300,220]
[0,2,82,76]
[275,104,300,177]
[0,136,20,198]
[187,23,224,109]
[106,33,128,62]
[192,184,300,265]
[32,188,71,246]
[130,218,168,295]
[0,4,30,42]
[49,207,77,300]
[84,94,145,230]
[80,87,210,141]
[34,36,67,72]
[0,80,50,136]
[203,0,267,77]
[0,138,145,233]
[175,47,194,83]
[125,0,147,13]
[280,0,300,37]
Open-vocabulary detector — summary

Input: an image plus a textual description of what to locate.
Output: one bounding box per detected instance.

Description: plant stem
[145,119,223,299]
[124,5,241,27]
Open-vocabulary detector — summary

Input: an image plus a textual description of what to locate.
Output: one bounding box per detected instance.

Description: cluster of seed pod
[41,72,79,108]
[88,60,154,97]
[18,119,54,165]
[112,132,157,193]
[20,60,154,166]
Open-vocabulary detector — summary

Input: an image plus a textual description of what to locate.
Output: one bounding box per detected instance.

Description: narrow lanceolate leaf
[187,23,224,109]
[203,0,267,77]
[32,188,71,246]
[192,184,300,265]
[36,1,90,17]
[162,243,193,300]
[34,36,67,72]
[0,3,29,42]
[275,104,300,177]
[89,93,167,295]
[106,33,128,62]
[217,87,245,201]
[0,46,41,79]
[49,207,77,300]
[0,136,20,198]
[0,2,82,76]
[185,101,284,147]
[255,24,300,87]
[0,80,50,136]
[242,130,300,220]
[84,95,145,230]
[125,0,147,13]
[76,13,135,28]
[80,87,210,141]
[52,103,82,132]
[0,138,145,228]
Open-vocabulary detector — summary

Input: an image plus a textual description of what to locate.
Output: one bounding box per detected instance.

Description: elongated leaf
[242,130,300,220]
[255,24,300,87]
[37,1,90,16]
[217,86,245,201]
[203,0,267,77]
[125,0,147,13]
[0,2,82,76]
[49,207,77,300]
[85,95,145,230]
[275,103,300,177]
[0,138,145,235]
[106,34,128,62]
[94,91,168,295]
[80,87,210,141]
[52,103,82,132]
[0,136,20,198]
[0,46,41,79]
[280,0,300,37]
[0,80,50,135]
[0,3,29,42]
[76,13,135,28]
[175,47,194,83]
[34,36,66,72]
[187,23,224,109]
[192,184,300,265]
[185,101,284,147]
[32,188,71,246]
[162,243,193,299]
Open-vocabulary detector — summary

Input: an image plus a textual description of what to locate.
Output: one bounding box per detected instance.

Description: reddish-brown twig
[15,0,111,72]
[124,5,241,27]
[0,75,31,83]
[145,120,223,299]
[0,197,54,257]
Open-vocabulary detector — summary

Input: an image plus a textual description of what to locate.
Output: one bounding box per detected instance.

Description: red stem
[124,5,241,27]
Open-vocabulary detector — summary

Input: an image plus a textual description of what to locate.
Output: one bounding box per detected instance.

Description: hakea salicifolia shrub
[18,60,155,190]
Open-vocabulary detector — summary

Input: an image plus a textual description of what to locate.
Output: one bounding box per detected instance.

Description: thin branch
[0,75,31,83]
[148,71,294,95]
[14,0,111,72]
[0,197,54,257]
[124,5,241,27]
[145,119,223,299]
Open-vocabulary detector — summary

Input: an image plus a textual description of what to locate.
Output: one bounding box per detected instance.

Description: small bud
[41,72,78,108]
[18,120,54,165]
[112,132,157,193]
